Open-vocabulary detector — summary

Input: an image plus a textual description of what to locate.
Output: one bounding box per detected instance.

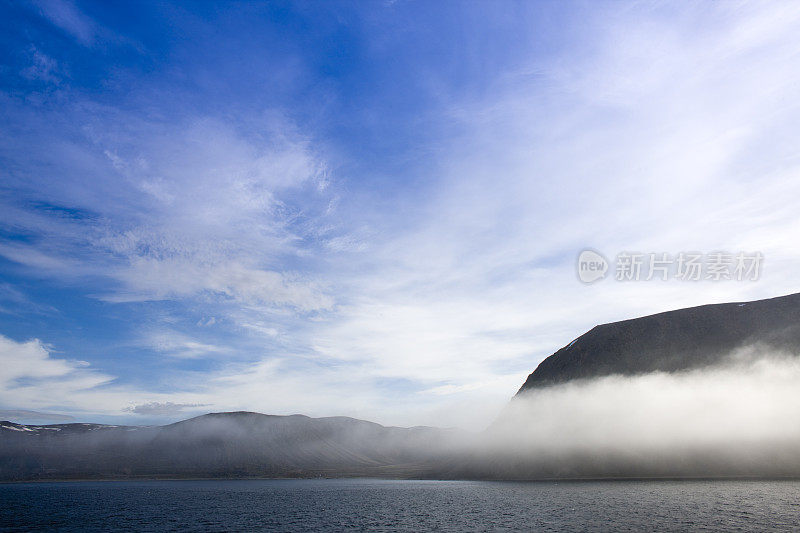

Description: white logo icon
[577,250,608,283]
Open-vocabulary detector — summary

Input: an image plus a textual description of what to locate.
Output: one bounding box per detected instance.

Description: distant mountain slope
[517,292,800,394]
[0,412,463,481]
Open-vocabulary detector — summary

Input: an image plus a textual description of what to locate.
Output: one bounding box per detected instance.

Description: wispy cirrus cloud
[1,108,335,312]
[31,0,97,46]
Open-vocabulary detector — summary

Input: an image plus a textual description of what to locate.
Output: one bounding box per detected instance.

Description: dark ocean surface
[1,479,799,532]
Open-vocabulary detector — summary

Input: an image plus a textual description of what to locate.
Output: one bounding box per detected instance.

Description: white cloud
[105,258,333,312]
[0,409,74,423]
[32,0,96,46]
[146,330,229,359]
[0,335,113,407]
[123,401,206,416]
[197,317,216,327]
[20,47,63,84]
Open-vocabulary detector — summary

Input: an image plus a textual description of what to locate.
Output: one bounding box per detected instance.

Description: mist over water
[4,348,800,481]
[466,348,800,479]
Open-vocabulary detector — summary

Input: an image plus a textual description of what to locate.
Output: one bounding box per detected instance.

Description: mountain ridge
[0,411,466,481]
[517,291,800,394]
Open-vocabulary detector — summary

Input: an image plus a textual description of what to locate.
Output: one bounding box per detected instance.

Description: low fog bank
[461,347,800,479]
[4,348,800,480]
[0,412,470,480]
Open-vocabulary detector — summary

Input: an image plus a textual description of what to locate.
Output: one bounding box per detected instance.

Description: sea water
[1,479,799,532]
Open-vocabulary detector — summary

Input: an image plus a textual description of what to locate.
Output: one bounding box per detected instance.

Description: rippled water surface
[2,479,799,532]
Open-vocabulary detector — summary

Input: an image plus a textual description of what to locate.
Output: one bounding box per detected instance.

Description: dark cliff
[517,292,800,394]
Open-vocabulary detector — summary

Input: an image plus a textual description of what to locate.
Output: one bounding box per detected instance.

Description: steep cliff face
[516,292,800,395]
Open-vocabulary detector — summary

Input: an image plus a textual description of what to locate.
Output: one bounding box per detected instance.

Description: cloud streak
[123,402,206,416]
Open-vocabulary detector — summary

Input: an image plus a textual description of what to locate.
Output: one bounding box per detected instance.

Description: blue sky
[2,1,800,428]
